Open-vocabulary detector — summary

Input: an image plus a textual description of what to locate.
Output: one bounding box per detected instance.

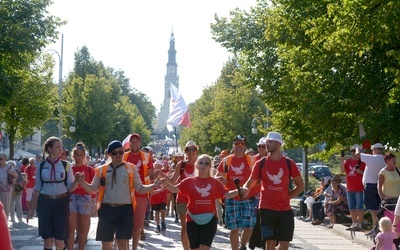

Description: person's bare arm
[289,175,305,199]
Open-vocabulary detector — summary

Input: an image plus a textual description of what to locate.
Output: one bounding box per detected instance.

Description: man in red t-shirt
[123,133,154,250]
[243,132,304,250]
[340,144,365,231]
[215,134,257,250]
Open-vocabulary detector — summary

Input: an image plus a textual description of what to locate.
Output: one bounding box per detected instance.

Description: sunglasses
[198,161,210,166]
[111,150,124,156]
[0,158,3,160]
[185,147,197,152]
[258,145,266,149]
[351,150,356,152]
[234,142,245,146]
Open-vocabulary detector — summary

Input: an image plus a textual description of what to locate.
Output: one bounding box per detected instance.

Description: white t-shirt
[361,153,385,185]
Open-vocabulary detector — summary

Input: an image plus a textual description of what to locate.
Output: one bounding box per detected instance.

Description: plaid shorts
[224,198,256,230]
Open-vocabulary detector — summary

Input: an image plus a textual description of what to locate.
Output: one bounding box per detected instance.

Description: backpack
[39,160,69,188]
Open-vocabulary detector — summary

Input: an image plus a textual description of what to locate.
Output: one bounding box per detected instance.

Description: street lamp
[65,115,76,132]
[46,34,64,138]
[251,118,258,135]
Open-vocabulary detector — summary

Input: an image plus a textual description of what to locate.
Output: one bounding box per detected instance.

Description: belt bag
[188,211,214,225]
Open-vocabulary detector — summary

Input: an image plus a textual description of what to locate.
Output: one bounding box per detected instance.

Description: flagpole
[174,126,178,153]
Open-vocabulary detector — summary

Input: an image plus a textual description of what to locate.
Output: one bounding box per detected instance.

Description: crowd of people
[3,131,400,250]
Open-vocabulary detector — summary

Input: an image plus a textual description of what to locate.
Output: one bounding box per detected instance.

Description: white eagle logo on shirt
[195,184,212,197]
[231,163,245,175]
[349,165,356,175]
[183,171,195,178]
[135,160,142,171]
[267,168,284,184]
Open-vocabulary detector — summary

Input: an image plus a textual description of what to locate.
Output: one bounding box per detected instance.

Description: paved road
[10,212,375,250]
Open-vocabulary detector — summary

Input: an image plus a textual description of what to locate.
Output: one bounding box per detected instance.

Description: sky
[47,0,257,112]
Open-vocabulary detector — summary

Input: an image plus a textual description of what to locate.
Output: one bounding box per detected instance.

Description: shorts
[259,209,294,241]
[69,194,92,215]
[26,188,34,201]
[364,183,380,211]
[133,196,148,229]
[176,202,187,215]
[152,202,166,211]
[187,216,217,249]
[37,194,69,240]
[96,204,133,241]
[347,191,364,210]
[224,198,256,230]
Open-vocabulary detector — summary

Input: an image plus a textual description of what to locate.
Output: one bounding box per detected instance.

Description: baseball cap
[129,133,141,141]
[233,134,246,142]
[265,132,285,146]
[351,144,360,150]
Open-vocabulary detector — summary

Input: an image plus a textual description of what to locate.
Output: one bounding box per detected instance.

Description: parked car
[308,165,332,180]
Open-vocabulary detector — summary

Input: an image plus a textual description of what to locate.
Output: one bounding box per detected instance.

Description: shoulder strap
[395,167,400,177]
[61,160,68,186]
[39,161,45,187]
[180,161,186,179]
[258,157,267,182]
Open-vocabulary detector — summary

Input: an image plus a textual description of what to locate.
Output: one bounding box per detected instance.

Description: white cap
[256,137,266,146]
[185,140,198,149]
[351,144,360,150]
[265,132,284,146]
[371,143,384,149]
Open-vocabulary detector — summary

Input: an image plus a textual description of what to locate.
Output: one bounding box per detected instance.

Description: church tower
[155,32,180,133]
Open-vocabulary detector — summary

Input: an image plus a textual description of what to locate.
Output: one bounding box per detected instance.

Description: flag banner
[122,134,131,150]
[166,83,191,132]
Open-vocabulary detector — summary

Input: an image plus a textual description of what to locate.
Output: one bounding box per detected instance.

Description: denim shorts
[224,198,256,230]
[347,191,364,210]
[69,194,92,215]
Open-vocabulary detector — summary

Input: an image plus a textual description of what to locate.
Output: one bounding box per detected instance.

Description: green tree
[180,59,265,155]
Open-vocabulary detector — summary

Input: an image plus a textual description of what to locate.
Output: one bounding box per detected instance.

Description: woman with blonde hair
[161,154,239,250]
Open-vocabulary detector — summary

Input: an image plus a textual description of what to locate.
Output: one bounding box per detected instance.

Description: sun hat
[256,137,266,146]
[184,141,198,150]
[371,143,383,149]
[265,132,285,146]
[107,140,123,154]
[351,144,360,150]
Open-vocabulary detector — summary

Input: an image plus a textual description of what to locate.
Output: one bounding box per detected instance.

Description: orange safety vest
[222,154,255,179]
[96,162,136,211]
[123,151,150,184]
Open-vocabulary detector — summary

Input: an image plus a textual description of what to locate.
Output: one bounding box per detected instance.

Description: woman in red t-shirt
[67,142,95,250]
[162,154,239,250]
[24,158,37,214]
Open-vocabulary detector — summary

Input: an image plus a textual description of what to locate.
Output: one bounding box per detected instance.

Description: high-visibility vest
[123,151,150,184]
[222,154,255,179]
[96,162,136,211]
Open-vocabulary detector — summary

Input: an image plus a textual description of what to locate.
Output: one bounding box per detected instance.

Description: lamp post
[46,34,64,138]
[251,118,258,135]
[65,115,76,132]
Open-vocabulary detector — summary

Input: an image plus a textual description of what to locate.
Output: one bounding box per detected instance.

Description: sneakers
[174,215,179,223]
[155,225,161,233]
[346,223,362,231]
[303,217,312,222]
[161,222,166,232]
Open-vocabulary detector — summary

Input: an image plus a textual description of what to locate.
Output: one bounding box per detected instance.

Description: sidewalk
[10,210,374,249]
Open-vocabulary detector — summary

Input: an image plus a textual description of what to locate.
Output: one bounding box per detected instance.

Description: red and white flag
[166,83,191,132]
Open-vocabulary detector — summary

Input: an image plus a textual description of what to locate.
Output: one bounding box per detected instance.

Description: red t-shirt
[176,161,195,203]
[150,188,167,206]
[20,164,28,174]
[217,155,258,200]
[251,156,300,211]
[177,176,228,222]
[125,152,154,198]
[0,202,12,250]
[344,158,365,192]
[72,165,95,196]
[24,166,37,188]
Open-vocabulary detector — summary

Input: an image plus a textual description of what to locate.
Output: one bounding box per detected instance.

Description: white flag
[166,83,191,132]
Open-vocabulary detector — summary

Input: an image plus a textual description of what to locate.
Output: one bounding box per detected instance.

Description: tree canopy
[210,0,400,150]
